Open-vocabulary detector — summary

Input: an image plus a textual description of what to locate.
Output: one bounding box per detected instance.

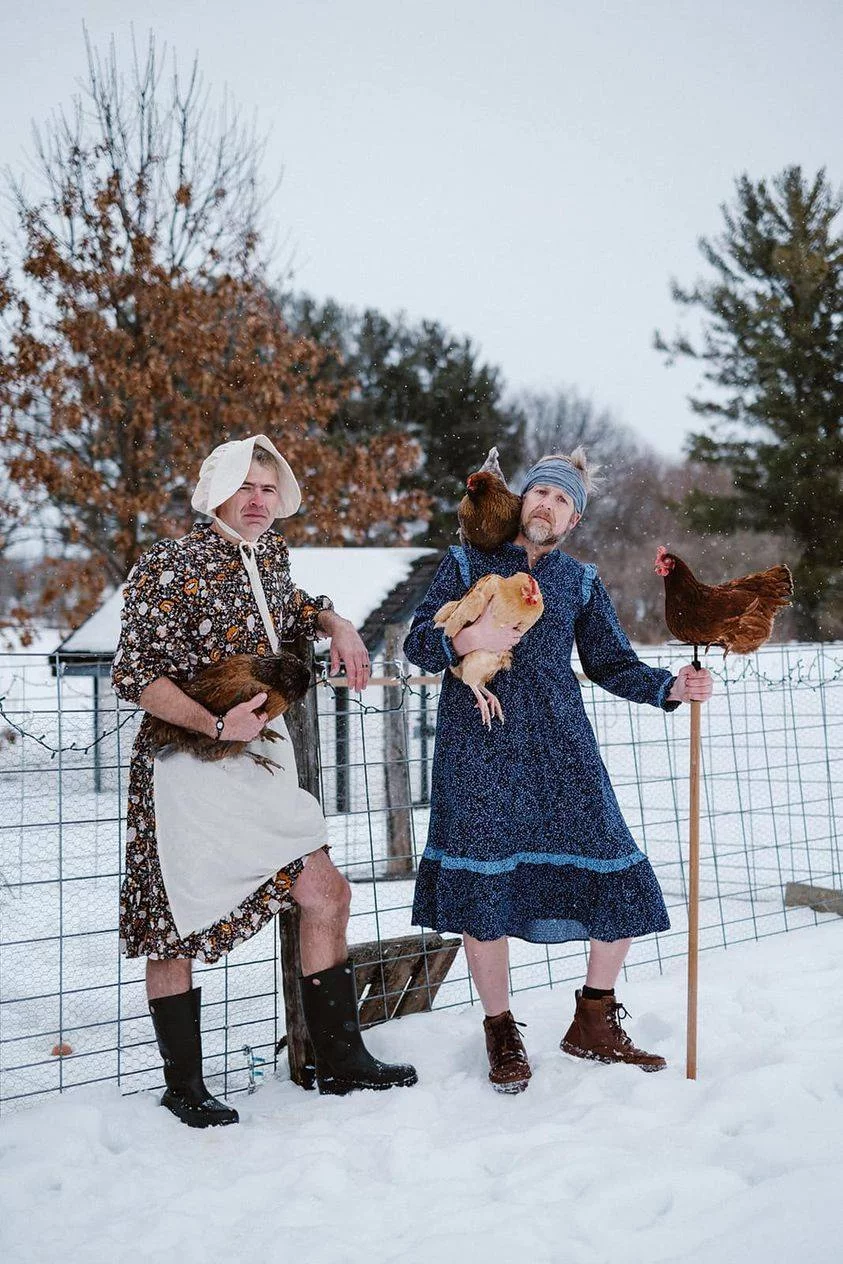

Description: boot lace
[489,1015,528,1064]
[608,1001,635,1049]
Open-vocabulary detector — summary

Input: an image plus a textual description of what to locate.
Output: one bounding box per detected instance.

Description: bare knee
[322,869,351,920]
[295,852,351,921]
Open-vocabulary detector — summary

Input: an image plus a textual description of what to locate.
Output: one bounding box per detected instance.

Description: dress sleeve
[574,573,679,711]
[403,553,467,673]
[283,583,334,641]
[111,543,192,705]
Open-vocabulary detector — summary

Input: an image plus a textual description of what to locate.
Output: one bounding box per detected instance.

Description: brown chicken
[147,651,311,771]
[654,546,793,655]
[434,572,544,727]
[458,447,522,551]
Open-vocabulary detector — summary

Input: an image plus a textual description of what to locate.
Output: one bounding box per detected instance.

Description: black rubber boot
[149,987,239,1128]
[300,960,418,1095]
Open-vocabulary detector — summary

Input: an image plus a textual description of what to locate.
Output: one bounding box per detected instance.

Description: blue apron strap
[581,562,598,604]
[448,544,471,590]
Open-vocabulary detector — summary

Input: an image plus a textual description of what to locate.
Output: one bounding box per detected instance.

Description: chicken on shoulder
[434,572,544,727]
[458,447,522,552]
[654,546,793,654]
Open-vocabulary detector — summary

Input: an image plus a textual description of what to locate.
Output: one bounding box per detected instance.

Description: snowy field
[1,637,841,1116]
[1,921,842,1264]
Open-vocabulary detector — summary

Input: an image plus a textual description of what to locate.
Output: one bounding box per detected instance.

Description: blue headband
[521,459,587,516]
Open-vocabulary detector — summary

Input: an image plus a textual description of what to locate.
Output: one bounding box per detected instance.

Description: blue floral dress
[404,543,678,944]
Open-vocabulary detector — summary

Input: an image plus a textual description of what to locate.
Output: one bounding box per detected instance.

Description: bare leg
[463,933,510,1015]
[292,848,352,975]
[585,937,632,989]
[146,958,193,1001]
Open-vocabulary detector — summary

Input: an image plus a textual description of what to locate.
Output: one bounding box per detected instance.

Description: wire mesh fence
[0,638,841,1116]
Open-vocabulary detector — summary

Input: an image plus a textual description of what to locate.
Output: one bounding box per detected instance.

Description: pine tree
[280,295,525,546]
[655,167,843,638]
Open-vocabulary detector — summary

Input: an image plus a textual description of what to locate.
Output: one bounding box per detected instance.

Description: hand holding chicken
[434,572,544,727]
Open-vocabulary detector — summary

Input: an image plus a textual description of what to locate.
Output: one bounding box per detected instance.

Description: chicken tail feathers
[720,563,794,604]
[479,446,505,482]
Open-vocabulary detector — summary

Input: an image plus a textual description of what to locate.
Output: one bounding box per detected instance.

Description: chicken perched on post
[654,546,793,655]
[434,572,544,727]
[458,446,522,551]
[147,650,311,769]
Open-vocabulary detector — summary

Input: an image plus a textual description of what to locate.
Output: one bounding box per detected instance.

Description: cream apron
[152,526,327,940]
[153,715,328,938]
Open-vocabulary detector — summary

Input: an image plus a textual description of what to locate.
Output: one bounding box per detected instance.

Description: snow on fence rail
[0,640,841,1115]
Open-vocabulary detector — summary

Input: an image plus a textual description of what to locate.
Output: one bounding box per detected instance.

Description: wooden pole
[278,637,319,1089]
[384,623,414,878]
[686,648,702,1080]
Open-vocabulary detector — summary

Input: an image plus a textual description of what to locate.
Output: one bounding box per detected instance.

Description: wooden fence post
[278,637,319,1089]
[384,623,414,878]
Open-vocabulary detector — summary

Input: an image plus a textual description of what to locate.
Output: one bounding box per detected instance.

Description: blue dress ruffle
[403,543,678,944]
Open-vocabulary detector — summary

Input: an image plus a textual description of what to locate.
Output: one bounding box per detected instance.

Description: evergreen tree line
[0,36,840,643]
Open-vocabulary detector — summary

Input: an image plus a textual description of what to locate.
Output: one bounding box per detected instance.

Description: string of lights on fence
[0,651,840,756]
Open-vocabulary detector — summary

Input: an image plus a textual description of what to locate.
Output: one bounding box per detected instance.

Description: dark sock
[582,985,615,1000]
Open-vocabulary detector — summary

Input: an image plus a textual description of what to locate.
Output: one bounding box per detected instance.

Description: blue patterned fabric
[403,543,679,944]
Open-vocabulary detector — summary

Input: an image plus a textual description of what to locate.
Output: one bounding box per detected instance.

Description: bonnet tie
[212,515,280,655]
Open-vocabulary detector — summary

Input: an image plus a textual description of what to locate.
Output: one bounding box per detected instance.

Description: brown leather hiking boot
[483,1010,532,1094]
[560,990,666,1072]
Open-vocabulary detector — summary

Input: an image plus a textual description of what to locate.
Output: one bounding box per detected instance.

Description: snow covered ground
[1,921,841,1264]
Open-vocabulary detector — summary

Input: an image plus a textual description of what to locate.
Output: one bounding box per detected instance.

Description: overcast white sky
[3,1,842,457]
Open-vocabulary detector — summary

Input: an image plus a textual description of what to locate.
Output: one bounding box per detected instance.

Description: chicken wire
[0,640,841,1116]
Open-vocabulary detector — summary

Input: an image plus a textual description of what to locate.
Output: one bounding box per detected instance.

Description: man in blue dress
[404,450,713,1092]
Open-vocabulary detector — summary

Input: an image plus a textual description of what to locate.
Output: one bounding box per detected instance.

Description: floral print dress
[111,521,332,962]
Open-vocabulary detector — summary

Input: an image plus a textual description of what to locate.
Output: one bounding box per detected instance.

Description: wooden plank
[319,672,589,688]
[784,881,843,917]
[351,933,434,966]
[397,939,463,1018]
[350,933,463,1027]
[321,674,443,688]
[358,954,419,1027]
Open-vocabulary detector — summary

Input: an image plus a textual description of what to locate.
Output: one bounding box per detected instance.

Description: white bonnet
[191,435,301,519]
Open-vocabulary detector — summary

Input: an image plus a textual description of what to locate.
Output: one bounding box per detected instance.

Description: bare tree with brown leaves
[0,33,428,629]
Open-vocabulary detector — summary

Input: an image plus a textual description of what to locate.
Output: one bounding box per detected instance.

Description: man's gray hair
[534,446,598,494]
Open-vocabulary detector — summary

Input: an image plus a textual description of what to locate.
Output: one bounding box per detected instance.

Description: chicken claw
[261,727,286,744]
[246,751,282,774]
[471,684,505,728]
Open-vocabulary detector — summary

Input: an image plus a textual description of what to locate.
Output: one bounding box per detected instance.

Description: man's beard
[522,515,564,548]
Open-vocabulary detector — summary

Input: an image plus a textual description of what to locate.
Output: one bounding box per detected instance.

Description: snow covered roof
[55,546,440,665]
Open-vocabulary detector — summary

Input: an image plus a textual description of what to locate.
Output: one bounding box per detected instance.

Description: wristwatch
[213,715,226,741]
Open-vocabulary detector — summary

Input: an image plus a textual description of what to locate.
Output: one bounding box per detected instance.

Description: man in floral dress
[113,435,416,1127]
